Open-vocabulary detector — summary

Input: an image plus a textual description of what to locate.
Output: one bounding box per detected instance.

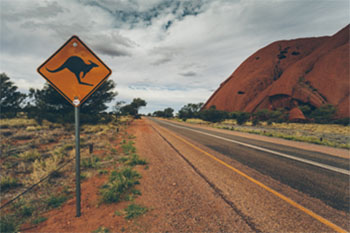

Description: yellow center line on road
[157,124,347,233]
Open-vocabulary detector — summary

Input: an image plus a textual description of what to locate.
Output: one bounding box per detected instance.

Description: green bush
[92,226,110,233]
[100,167,141,203]
[0,215,18,233]
[47,195,68,208]
[122,154,147,166]
[17,204,34,217]
[124,204,148,219]
[236,112,250,125]
[199,106,228,123]
[121,141,136,155]
[310,104,336,124]
[32,216,47,225]
[81,155,100,168]
[253,109,286,123]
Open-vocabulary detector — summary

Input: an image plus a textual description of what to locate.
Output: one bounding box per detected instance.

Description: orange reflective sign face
[37,35,112,107]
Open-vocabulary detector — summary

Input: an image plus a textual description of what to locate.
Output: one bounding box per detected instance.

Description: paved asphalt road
[150,118,350,212]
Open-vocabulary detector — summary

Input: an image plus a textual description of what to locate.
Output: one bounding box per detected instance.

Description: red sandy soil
[25,119,349,232]
[203,25,350,119]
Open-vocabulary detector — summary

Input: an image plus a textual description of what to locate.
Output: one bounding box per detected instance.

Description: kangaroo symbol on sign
[46,56,98,86]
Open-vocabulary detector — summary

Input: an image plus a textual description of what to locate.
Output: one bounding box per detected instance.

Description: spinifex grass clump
[81,155,100,168]
[46,194,68,208]
[100,167,141,203]
[19,150,41,162]
[0,214,18,233]
[0,176,21,191]
[119,153,147,166]
[121,141,136,155]
[124,203,148,219]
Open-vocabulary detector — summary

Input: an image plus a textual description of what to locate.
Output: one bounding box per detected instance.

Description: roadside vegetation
[1,73,150,231]
[152,103,350,149]
[0,114,150,231]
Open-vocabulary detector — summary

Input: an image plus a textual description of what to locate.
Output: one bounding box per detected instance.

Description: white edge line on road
[158,119,350,176]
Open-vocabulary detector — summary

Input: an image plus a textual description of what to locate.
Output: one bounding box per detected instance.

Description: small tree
[26,79,117,124]
[163,108,174,118]
[152,108,174,118]
[0,73,26,118]
[119,98,147,117]
[178,103,203,121]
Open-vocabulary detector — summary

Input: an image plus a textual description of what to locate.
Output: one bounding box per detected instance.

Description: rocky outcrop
[203,25,349,119]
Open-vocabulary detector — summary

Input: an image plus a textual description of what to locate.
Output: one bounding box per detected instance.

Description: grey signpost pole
[74,103,81,217]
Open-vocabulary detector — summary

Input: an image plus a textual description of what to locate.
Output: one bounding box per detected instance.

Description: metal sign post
[37,36,112,217]
[74,99,81,217]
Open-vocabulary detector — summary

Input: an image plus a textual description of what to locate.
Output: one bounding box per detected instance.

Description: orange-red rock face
[203,25,349,119]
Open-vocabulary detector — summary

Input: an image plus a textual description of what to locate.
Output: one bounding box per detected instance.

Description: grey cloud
[2,1,65,21]
[151,56,173,65]
[179,71,197,77]
[149,46,178,65]
[239,0,349,40]
[92,44,132,57]
[87,32,136,57]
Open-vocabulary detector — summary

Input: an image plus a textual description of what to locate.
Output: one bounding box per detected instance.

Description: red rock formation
[289,107,306,122]
[203,25,350,119]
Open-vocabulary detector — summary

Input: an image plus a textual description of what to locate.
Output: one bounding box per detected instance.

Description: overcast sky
[1,0,349,114]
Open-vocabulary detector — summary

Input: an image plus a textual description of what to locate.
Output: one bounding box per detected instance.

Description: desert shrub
[0,214,18,233]
[16,203,34,217]
[46,194,68,208]
[310,104,336,124]
[228,111,241,119]
[100,167,141,203]
[333,118,350,126]
[236,112,250,125]
[30,154,63,184]
[19,150,41,162]
[0,176,21,191]
[253,109,286,123]
[92,226,110,233]
[122,153,147,167]
[121,141,136,155]
[98,169,109,175]
[32,216,47,225]
[81,155,100,168]
[124,203,148,219]
[199,106,228,123]
[0,118,37,129]
[299,104,313,118]
[252,118,260,126]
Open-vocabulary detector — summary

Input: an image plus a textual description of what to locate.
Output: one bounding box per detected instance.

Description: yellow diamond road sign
[37,35,112,107]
